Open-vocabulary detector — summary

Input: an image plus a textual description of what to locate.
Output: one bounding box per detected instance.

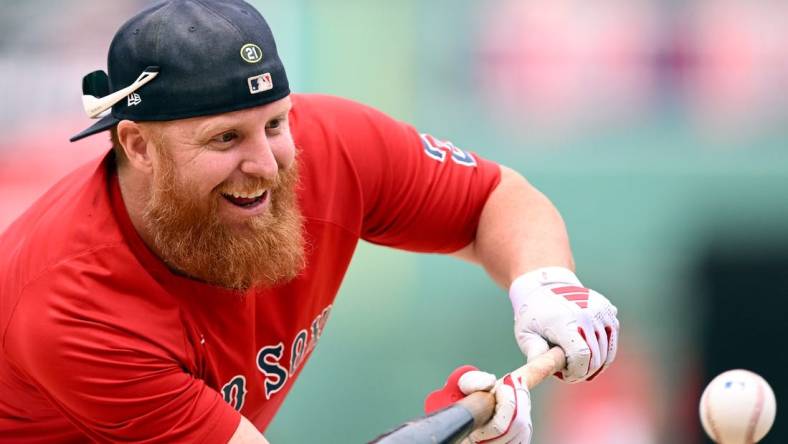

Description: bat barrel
[368,404,477,444]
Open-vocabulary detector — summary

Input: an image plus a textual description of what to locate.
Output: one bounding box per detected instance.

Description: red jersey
[0,94,500,443]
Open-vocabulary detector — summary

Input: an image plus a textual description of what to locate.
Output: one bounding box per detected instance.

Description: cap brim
[69,114,120,142]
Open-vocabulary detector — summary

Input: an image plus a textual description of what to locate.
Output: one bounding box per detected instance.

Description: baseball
[699,369,777,444]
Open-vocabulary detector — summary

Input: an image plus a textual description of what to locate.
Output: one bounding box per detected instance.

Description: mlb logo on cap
[248,73,273,94]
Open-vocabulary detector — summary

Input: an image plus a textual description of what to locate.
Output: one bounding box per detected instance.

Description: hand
[509,267,619,383]
[457,370,532,444]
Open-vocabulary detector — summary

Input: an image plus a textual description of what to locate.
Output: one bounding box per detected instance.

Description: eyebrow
[269,110,289,121]
[270,101,292,118]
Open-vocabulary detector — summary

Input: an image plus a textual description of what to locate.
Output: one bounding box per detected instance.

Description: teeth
[227,189,265,199]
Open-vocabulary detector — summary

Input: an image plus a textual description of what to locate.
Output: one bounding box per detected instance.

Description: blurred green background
[1,0,786,442]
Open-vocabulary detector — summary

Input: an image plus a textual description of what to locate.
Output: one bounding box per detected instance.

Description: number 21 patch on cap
[240,43,263,63]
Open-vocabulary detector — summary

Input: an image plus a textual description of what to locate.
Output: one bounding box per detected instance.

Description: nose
[239,135,278,180]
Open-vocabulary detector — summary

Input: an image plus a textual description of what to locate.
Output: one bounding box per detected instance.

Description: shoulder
[291,93,371,115]
[0,153,122,289]
[290,93,406,135]
[0,155,183,357]
[289,94,421,164]
[3,242,184,371]
[6,242,173,332]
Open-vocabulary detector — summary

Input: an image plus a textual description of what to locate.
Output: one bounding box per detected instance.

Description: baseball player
[0,1,619,443]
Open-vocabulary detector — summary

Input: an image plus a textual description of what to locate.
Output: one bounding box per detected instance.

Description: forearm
[229,416,270,444]
[456,166,619,384]
[455,165,574,288]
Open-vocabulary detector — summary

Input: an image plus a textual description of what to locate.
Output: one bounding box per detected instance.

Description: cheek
[178,158,237,196]
[272,134,297,170]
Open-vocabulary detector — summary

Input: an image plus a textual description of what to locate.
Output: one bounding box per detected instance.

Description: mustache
[216,170,287,196]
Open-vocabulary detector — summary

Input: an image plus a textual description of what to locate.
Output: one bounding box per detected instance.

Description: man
[0,1,619,442]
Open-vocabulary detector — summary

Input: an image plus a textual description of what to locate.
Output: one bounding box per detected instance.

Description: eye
[217,131,238,143]
[266,118,281,130]
[207,131,239,150]
[266,114,289,133]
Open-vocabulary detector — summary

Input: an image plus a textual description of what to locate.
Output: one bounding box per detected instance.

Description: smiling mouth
[222,190,269,208]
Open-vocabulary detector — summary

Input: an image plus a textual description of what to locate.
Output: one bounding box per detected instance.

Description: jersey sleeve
[3,260,240,443]
[304,95,501,253]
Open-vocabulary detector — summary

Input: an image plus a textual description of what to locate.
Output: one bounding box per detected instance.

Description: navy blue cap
[71,0,289,142]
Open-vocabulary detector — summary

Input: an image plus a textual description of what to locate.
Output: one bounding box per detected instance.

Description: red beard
[142,146,305,291]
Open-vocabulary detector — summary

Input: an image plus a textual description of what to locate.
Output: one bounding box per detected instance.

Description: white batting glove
[457,370,532,444]
[510,267,619,383]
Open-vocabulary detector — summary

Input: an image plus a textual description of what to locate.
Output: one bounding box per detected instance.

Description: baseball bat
[368,347,566,444]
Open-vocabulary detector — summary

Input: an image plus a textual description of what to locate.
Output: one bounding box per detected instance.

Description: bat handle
[457,347,567,427]
[515,346,567,390]
[455,391,496,429]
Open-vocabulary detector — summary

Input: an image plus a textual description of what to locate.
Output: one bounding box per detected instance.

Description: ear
[116,120,156,173]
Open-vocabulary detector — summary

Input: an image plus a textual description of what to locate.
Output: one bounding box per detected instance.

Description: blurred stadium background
[1,0,786,442]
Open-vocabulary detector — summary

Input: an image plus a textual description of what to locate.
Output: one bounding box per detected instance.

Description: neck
[116,163,161,258]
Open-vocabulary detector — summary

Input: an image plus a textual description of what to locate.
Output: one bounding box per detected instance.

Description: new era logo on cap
[248,73,273,94]
[127,93,142,106]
